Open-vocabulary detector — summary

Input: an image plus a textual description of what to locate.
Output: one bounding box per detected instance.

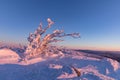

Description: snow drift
[0,48,120,80]
[0,48,20,64]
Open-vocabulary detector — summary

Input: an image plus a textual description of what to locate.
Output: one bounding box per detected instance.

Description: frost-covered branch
[24,18,80,59]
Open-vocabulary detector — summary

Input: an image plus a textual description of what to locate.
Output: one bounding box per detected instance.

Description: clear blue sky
[0,0,120,51]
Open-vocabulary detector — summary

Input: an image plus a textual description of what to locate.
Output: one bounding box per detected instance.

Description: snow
[0,48,120,80]
[49,64,63,69]
[57,71,77,79]
[19,57,45,65]
[0,48,20,64]
[106,68,110,74]
[58,65,115,80]
[107,58,120,71]
[80,65,115,80]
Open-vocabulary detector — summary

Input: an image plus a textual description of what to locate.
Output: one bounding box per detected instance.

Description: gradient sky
[0,0,120,51]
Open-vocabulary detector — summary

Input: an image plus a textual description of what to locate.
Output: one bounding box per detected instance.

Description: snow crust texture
[0,48,120,80]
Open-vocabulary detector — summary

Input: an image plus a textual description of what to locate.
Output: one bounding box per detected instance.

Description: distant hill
[76,49,120,62]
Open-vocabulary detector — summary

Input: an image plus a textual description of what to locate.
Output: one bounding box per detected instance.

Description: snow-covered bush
[24,18,80,59]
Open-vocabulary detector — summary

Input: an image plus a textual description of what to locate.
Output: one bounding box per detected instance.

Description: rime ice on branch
[24,18,80,59]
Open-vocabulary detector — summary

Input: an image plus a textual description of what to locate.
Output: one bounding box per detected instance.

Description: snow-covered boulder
[0,48,20,64]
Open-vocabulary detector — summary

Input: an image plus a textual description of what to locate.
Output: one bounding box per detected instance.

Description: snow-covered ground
[0,48,120,80]
[0,48,20,64]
